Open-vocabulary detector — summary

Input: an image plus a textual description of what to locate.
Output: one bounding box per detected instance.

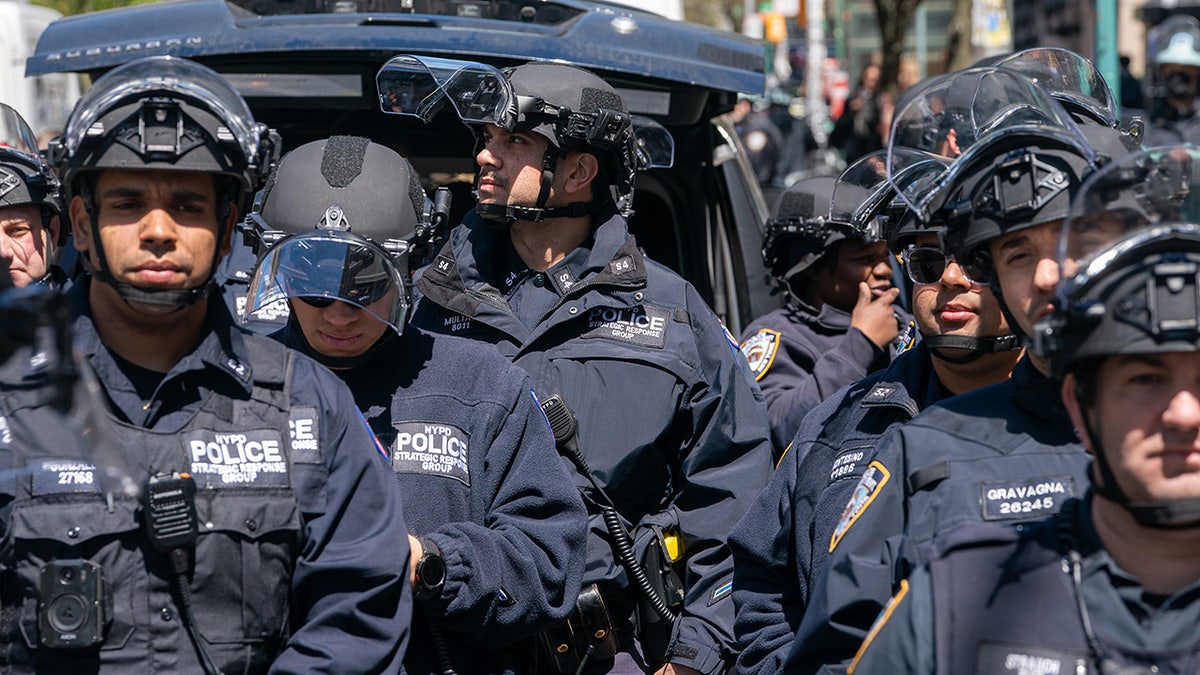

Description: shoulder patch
[830,461,891,553]
[740,328,781,381]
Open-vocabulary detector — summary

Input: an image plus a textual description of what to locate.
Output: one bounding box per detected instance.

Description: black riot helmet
[48,56,277,309]
[242,136,439,368]
[0,103,63,242]
[761,175,844,301]
[376,55,672,225]
[1031,145,1200,528]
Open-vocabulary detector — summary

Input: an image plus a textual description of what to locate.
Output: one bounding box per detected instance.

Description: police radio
[142,472,199,552]
[38,559,110,649]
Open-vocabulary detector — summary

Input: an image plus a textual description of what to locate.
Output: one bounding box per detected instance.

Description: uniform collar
[858,342,951,414]
[1009,354,1069,424]
[69,276,256,397]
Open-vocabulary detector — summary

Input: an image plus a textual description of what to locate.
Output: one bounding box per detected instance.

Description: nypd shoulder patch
[740,328,781,381]
[829,461,891,553]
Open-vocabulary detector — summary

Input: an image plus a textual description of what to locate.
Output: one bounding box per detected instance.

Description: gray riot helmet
[48,56,277,309]
[376,55,673,225]
[242,136,436,369]
[1147,15,1200,112]
[1031,145,1200,528]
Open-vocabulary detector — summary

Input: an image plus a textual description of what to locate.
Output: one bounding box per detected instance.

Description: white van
[2,0,79,139]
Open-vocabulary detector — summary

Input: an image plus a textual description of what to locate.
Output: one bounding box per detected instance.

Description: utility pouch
[635,525,685,664]
[537,583,620,673]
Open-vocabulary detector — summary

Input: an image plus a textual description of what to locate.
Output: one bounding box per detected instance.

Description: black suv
[29,0,776,333]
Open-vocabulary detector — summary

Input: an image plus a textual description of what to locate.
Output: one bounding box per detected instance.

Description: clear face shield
[0,103,43,161]
[376,54,675,171]
[1149,15,1200,101]
[992,48,1118,127]
[242,230,410,333]
[833,148,949,241]
[888,66,1094,222]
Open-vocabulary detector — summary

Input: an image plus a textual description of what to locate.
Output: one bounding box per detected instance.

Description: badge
[830,461,891,553]
[740,328,781,381]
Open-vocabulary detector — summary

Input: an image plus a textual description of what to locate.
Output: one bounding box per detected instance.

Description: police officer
[850,145,1200,674]
[242,135,588,674]
[378,57,775,674]
[784,66,1111,671]
[1143,14,1200,146]
[0,102,66,289]
[739,172,905,451]
[728,148,1022,673]
[0,56,412,673]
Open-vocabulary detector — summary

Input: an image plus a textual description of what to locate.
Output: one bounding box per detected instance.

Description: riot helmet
[990,48,1120,128]
[0,103,65,287]
[48,56,277,308]
[242,136,435,368]
[1150,14,1200,106]
[1031,145,1200,528]
[762,175,850,302]
[376,55,672,224]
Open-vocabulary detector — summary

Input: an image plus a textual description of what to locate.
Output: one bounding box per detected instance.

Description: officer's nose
[0,231,12,262]
[1032,257,1060,293]
[322,300,360,325]
[1163,387,1200,435]
[477,142,500,170]
[139,209,179,248]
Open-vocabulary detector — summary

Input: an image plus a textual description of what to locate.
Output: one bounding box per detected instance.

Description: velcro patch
[740,329,781,381]
[581,305,669,349]
[830,461,891,553]
[289,407,321,464]
[433,255,456,277]
[30,459,101,496]
[185,428,289,487]
[976,642,1088,675]
[0,415,10,446]
[981,476,1074,521]
[391,422,471,487]
[708,580,733,606]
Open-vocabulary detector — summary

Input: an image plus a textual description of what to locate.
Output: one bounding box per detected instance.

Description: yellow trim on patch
[775,440,793,469]
[829,461,891,553]
[848,578,910,675]
[740,328,782,381]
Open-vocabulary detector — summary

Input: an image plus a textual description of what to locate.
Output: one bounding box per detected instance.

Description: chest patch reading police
[391,422,470,486]
[185,429,289,487]
[581,306,669,349]
[740,329,781,381]
[980,476,1074,521]
[30,459,101,496]
[830,461,890,552]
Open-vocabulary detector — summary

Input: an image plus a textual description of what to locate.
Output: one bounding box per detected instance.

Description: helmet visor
[60,56,262,170]
[631,115,674,169]
[993,48,1118,127]
[887,66,1090,219]
[1060,146,1200,292]
[0,103,41,161]
[377,55,511,125]
[832,148,948,235]
[243,231,408,332]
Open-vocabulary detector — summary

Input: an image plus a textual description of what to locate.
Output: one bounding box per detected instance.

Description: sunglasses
[297,296,337,308]
[902,246,989,286]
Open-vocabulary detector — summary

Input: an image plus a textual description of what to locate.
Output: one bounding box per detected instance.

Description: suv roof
[29,0,775,333]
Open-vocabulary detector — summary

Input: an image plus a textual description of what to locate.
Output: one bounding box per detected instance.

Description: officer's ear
[68,194,93,257]
[559,151,600,200]
[1060,373,1096,457]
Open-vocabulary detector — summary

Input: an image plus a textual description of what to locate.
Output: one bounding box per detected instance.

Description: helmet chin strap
[1078,389,1200,529]
[475,145,595,226]
[924,333,1022,364]
[81,187,230,310]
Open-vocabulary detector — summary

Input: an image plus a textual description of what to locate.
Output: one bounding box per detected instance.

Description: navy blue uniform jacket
[729,341,951,673]
[410,205,775,674]
[276,324,588,674]
[787,356,1090,673]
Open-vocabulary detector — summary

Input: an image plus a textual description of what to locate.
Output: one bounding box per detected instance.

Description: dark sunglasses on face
[297,296,336,308]
[903,246,989,286]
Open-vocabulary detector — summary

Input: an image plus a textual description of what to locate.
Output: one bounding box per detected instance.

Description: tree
[871,0,927,93]
[35,0,155,18]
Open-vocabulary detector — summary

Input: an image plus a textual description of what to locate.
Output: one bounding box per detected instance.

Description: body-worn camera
[38,559,110,648]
